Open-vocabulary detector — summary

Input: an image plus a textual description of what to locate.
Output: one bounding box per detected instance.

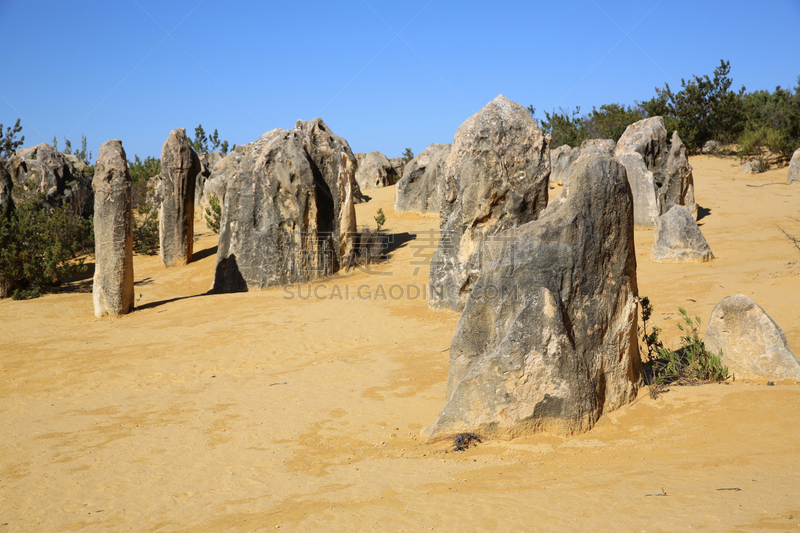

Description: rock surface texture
[394,143,451,213]
[212,119,357,292]
[195,151,224,209]
[426,153,642,440]
[92,140,134,318]
[614,117,696,228]
[429,95,551,312]
[354,151,398,190]
[705,294,800,380]
[159,128,201,267]
[788,148,800,184]
[549,145,580,186]
[650,205,713,263]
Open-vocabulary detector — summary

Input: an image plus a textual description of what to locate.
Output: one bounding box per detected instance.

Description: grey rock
[5,143,94,216]
[741,157,765,174]
[425,153,641,440]
[787,148,800,184]
[549,145,580,186]
[614,117,696,228]
[651,205,713,263]
[213,119,357,292]
[92,140,134,318]
[195,151,225,209]
[429,95,550,311]
[388,157,406,179]
[705,294,800,380]
[394,143,451,213]
[702,140,721,153]
[354,151,398,190]
[159,128,201,267]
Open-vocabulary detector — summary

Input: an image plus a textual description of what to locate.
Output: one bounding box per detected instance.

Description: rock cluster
[426,153,642,440]
[212,119,357,292]
[614,117,696,228]
[92,140,134,318]
[394,143,451,213]
[705,294,800,380]
[650,206,713,263]
[428,95,551,312]
[4,143,93,216]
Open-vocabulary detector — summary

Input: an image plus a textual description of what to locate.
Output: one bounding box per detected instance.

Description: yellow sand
[1,155,799,532]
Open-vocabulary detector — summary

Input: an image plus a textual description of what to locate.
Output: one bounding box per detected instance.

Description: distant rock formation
[195,151,225,210]
[428,95,551,312]
[354,151,398,190]
[92,140,134,318]
[650,205,713,263]
[425,153,641,440]
[705,294,800,380]
[159,129,201,267]
[741,157,765,174]
[5,142,93,216]
[614,117,696,228]
[212,119,357,292]
[394,143,451,213]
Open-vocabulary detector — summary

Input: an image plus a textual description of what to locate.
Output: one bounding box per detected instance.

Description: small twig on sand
[746,183,786,187]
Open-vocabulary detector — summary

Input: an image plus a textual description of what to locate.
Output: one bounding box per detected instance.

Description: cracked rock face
[394,143,451,213]
[614,117,696,228]
[705,294,800,381]
[425,153,641,440]
[212,119,357,292]
[428,95,551,312]
[354,151,397,190]
[92,140,134,318]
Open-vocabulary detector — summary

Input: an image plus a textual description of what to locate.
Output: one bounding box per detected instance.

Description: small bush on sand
[638,297,729,397]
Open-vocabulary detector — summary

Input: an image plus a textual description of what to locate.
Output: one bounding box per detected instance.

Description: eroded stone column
[160,128,200,266]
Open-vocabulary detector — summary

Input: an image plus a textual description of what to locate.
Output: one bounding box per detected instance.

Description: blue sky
[1,0,799,162]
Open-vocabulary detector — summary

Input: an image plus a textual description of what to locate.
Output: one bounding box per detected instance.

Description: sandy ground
[1,155,799,532]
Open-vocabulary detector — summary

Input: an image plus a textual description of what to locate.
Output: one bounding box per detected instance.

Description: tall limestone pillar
[160,128,200,266]
[93,140,134,317]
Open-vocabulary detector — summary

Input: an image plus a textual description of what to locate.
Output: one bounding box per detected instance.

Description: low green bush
[638,297,729,398]
[204,194,221,234]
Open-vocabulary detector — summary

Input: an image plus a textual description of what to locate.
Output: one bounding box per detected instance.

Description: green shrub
[637,297,729,397]
[132,182,160,255]
[189,124,230,155]
[401,147,414,163]
[1,119,24,159]
[0,187,93,299]
[374,208,386,232]
[204,194,221,234]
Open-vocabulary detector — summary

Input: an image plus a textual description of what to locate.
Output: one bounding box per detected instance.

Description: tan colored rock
[338,152,358,264]
[159,128,201,267]
[92,140,134,318]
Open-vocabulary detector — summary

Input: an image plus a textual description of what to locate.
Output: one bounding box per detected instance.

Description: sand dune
[1,155,799,532]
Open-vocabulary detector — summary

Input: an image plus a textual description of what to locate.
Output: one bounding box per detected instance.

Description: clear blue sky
[1,0,799,162]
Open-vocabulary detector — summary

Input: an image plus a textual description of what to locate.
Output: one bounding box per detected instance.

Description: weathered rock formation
[581,138,616,152]
[159,128,201,267]
[705,294,800,380]
[614,117,696,228]
[212,119,357,292]
[650,205,713,263]
[338,153,358,263]
[394,143,451,213]
[92,140,134,318]
[354,151,398,190]
[429,95,550,311]
[549,144,580,186]
[788,147,800,184]
[741,157,765,174]
[5,143,93,216]
[425,153,641,440]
